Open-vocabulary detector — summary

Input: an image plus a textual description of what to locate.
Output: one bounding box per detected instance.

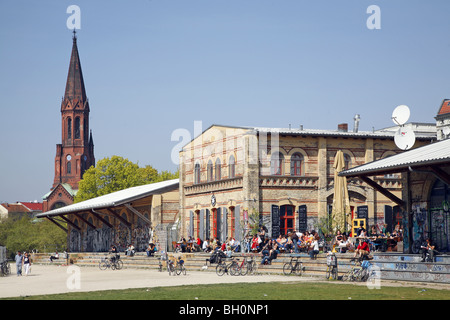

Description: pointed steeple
[64,30,87,102]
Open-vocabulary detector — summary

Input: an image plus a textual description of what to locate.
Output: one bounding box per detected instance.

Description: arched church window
[67,117,72,140]
[75,117,81,139]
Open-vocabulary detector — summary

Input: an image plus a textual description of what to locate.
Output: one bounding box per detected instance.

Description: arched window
[67,117,72,140]
[75,117,81,139]
[344,154,351,170]
[215,158,221,181]
[194,162,201,184]
[270,152,284,175]
[290,153,303,176]
[67,161,72,174]
[207,160,214,182]
[229,155,235,178]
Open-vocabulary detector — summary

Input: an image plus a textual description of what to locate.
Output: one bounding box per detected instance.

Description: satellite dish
[392,105,410,126]
[442,127,450,137]
[394,126,416,150]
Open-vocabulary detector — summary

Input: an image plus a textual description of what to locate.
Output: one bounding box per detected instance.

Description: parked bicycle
[176,257,187,276]
[229,257,250,276]
[325,253,338,280]
[216,256,233,276]
[246,256,258,275]
[1,260,11,276]
[167,258,176,275]
[283,256,305,276]
[342,257,370,282]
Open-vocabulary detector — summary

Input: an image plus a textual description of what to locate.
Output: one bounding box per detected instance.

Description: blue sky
[1,1,450,202]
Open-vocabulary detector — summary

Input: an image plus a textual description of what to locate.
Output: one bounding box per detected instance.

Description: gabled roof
[0,203,31,213]
[42,183,77,200]
[37,179,179,218]
[339,138,450,177]
[437,99,450,116]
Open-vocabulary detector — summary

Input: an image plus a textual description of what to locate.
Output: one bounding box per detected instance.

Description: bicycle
[1,260,11,276]
[342,257,366,282]
[215,257,233,276]
[246,256,258,275]
[99,256,116,270]
[176,257,187,276]
[167,258,176,275]
[283,256,305,276]
[229,257,249,276]
[325,253,338,280]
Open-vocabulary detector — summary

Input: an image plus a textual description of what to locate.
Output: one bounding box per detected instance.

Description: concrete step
[30,251,450,283]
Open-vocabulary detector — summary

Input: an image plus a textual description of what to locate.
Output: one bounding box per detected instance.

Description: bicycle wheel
[331,266,338,280]
[99,261,108,270]
[115,260,123,270]
[240,262,248,276]
[229,261,239,276]
[326,266,331,280]
[283,263,293,275]
[216,263,227,276]
[248,260,257,275]
[295,263,304,276]
[175,265,182,276]
[353,268,363,281]
[342,270,352,281]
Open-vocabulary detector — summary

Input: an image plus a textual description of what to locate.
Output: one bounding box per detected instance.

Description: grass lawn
[5,281,450,300]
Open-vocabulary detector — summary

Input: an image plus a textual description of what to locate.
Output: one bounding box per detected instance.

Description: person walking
[23,252,31,275]
[15,251,23,276]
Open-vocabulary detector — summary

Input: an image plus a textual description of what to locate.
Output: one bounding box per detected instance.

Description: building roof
[64,31,87,102]
[437,99,450,116]
[253,126,435,140]
[42,183,78,200]
[0,203,31,213]
[339,138,450,177]
[20,202,43,212]
[37,179,179,218]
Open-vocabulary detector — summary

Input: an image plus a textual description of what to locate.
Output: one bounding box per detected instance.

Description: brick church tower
[43,31,95,212]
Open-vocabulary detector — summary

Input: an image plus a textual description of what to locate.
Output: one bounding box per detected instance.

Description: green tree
[74,156,178,203]
[0,216,66,257]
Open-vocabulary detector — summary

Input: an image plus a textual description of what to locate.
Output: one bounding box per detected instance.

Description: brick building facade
[179,123,435,242]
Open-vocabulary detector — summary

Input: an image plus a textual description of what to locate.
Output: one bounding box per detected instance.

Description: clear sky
[1,0,450,203]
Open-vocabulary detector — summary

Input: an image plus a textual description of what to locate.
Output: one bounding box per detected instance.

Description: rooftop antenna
[392,105,415,150]
[353,114,360,133]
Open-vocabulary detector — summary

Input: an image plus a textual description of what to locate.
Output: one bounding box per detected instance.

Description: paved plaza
[0,264,315,298]
[1,264,449,299]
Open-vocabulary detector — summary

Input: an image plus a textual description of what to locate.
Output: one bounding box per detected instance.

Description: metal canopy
[37,179,179,218]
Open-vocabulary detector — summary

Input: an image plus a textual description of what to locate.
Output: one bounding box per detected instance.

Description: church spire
[64,30,87,102]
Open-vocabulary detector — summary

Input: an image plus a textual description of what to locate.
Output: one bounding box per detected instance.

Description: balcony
[184,177,243,195]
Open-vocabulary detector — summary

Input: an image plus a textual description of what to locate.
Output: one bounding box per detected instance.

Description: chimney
[353,114,360,133]
[338,123,348,132]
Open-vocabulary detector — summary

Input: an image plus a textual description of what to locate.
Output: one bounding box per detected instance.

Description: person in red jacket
[354,239,370,260]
